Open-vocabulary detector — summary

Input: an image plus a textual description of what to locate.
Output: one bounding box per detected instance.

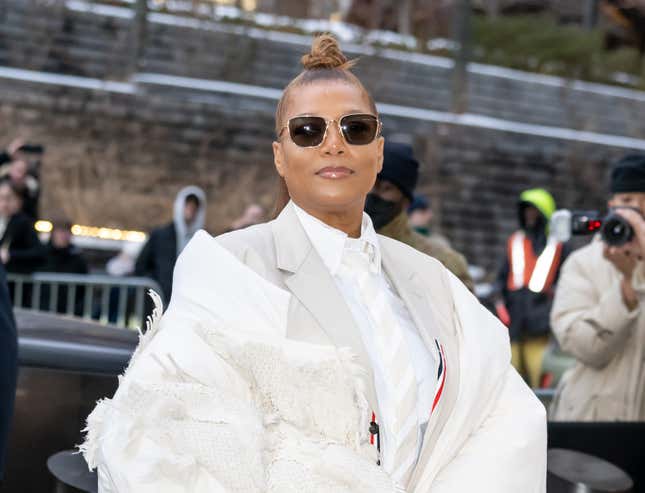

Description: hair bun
[301,34,356,70]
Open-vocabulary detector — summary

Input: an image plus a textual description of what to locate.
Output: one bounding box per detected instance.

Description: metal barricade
[7,273,163,330]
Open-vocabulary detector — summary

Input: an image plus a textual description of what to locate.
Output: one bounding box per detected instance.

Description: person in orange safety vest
[495,188,571,388]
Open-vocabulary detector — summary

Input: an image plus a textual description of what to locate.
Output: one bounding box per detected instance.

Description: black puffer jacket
[0,263,17,481]
[1,212,45,274]
[134,223,178,304]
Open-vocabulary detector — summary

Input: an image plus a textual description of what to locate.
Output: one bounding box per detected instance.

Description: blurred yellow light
[35,220,53,233]
[39,222,146,243]
[241,0,257,11]
[125,231,147,242]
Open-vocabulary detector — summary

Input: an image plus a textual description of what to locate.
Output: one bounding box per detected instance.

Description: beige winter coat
[550,238,645,421]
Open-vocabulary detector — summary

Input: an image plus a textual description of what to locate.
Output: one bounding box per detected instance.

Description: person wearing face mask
[407,196,448,245]
[82,35,545,493]
[134,186,206,304]
[550,154,645,421]
[364,142,473,291]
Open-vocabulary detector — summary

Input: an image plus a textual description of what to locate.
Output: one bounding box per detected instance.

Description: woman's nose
[320,121,346,155]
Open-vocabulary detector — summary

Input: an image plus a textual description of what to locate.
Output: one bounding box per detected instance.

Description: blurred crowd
[0,138,269,301]
[0,139,87,281]
[0,137,470,306]
[1,136,645,425]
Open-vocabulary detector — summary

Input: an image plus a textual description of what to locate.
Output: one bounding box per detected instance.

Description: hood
[518,188,556,231]
[173,185,207,255]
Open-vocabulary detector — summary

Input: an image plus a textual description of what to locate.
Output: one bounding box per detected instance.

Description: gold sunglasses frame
[278,113,383,148]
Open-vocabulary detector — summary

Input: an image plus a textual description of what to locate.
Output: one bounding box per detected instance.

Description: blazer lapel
[380,239,461,489]
[380,244,440,344]
[271,204,380,418]
[410,308,460,489]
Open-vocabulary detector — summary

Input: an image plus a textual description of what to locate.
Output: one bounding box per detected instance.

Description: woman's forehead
[284,81,373,119]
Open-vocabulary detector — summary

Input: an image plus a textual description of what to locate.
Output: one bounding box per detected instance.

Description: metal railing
[7,272,163,330]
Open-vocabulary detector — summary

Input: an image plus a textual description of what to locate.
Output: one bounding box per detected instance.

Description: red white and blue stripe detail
[431,339,447,415]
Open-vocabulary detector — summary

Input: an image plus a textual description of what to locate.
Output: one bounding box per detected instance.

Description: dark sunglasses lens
[289,117,326,147]
[340,115,379,145]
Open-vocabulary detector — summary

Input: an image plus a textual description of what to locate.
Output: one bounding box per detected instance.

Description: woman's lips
[315,167,354,179]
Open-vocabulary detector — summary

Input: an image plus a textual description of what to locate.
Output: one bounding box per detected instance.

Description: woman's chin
[310,195,365,214]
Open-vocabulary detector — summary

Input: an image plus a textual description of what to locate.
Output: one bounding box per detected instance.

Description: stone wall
[0,76,280,235]
[2,0,645,137]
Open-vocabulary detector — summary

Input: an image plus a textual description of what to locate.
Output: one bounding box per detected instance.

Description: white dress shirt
[291,201,438,467]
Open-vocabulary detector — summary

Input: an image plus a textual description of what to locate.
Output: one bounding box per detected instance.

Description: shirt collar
[291,200,382,275]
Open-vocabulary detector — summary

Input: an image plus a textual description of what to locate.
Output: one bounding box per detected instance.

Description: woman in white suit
[82,35,546,492]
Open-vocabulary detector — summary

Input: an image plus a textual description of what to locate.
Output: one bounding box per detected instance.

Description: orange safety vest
[506,231,563,293]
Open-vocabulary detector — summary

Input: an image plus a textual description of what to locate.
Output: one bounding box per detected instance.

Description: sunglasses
[280,113,382,148]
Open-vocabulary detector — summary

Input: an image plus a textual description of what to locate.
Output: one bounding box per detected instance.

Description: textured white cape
[81,232,546,493]
[82,236,398,493]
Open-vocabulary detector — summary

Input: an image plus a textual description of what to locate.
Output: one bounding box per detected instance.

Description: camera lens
[601,212,634,247]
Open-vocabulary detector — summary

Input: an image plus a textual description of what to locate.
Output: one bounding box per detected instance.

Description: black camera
[17,144,44,154]
[551,208,637,247]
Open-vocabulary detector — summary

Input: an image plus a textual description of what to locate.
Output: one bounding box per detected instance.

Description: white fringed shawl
[80,237,398,493]
[81,231,547,493]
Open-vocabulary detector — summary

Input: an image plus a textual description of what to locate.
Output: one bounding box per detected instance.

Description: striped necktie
[339,244,419,487]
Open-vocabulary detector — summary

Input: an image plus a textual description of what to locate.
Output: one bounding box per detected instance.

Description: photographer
[0,138,24,166]
[550,154,645,421]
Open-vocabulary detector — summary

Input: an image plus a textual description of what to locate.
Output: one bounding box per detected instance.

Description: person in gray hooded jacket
[135,186,206,304]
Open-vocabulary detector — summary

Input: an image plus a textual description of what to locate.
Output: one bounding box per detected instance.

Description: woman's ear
[273,141,286,177]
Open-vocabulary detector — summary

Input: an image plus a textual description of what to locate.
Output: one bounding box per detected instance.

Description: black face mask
[364,193,401,230]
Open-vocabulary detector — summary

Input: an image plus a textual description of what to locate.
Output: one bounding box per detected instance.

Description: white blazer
[82,203,546,493]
